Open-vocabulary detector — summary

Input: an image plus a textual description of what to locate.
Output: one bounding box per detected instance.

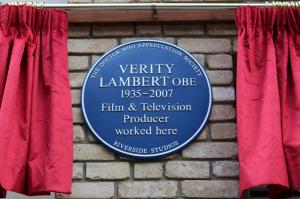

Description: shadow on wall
[7,192,54,199]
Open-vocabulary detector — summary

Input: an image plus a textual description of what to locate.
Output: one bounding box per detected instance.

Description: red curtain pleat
[236,7,300,198]
[0,5,73,197]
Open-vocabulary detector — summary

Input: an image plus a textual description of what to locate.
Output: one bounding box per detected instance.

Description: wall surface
[58,0,240,198]
[68,0,243,3]
[58,21,239,199]
[7,193,54,199]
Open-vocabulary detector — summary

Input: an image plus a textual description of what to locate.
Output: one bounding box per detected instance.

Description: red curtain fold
[236,7,300,198]
[0,5,73,197]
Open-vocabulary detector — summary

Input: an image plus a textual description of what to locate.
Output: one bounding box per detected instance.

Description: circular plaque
[81,40,212,159]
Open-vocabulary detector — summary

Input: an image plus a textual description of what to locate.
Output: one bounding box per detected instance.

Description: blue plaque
[81,40,212,159]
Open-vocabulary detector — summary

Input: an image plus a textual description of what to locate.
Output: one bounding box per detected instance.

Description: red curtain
[0,5,73,197]
[236,7,300,198]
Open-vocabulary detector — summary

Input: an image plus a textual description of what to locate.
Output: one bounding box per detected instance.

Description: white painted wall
[1,0,67,3]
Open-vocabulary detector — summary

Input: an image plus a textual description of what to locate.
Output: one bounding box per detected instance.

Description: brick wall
[60,23,238,199]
